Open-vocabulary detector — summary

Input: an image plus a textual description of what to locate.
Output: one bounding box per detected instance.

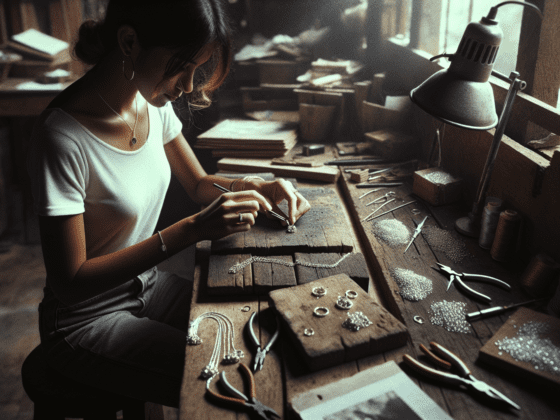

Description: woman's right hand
[192,190,273,241]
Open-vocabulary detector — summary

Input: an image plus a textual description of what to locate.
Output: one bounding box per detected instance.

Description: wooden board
[269,273,409,371]
[206,252,369,295]
[479,307,560,387]
[294,252,369,292]
[212,187,354,255]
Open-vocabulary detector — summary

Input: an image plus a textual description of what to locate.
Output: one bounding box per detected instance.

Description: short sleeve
[27,127,87,217]
[157,102,183,145]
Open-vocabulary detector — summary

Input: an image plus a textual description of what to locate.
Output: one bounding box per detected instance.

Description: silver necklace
[98,93,138,146]
[228,253,352,274]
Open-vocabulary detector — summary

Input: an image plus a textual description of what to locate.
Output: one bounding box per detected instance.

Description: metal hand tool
[366,191,396,206]
[403,215,428,254]
[206,362,280,419]
[466,298,546,321]
[247,312,280,372]
[361,198,396,222]
[403,341,521,410]
[433,263,511,303]
[212,183,289,224]
[365,200,417,221]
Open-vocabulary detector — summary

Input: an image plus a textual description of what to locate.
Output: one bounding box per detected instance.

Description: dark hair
[73,0,233,109]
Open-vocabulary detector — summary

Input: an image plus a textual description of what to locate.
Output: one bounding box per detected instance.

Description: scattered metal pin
[413,315,424,324]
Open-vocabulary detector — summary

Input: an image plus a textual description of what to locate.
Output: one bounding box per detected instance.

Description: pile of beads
[422,225,470,263]
[391,268,433,301]
[371,219,411,248]
[495,321,560,376]
[429,300,471,334]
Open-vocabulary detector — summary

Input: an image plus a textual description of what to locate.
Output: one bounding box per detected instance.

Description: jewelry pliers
[403,341,520,411]
[433,263,511,302]
[206,362,280,419]
[247,312,280,372]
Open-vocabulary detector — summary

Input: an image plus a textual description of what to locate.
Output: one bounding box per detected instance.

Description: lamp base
[455,216,479,238]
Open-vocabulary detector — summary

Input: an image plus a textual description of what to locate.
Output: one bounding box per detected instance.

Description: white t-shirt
[27,101,183,259]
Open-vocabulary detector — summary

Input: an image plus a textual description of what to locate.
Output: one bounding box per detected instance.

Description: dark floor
[0,241,184,420]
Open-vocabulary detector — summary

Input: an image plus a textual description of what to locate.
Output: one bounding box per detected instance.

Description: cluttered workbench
[177,145,560,419]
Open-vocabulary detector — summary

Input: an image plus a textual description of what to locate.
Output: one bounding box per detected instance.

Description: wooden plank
[515,0,560,142]
[269,273,408,372]
[253,255,297,294]
[294,252,370,292]
[479,307,560,388]
[206,253,252,295]
[338,172,560,419]
[212,187,354,255]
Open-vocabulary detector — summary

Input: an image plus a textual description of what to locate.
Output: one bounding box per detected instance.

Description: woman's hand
[192,190,273,241]
[248,178,311,225]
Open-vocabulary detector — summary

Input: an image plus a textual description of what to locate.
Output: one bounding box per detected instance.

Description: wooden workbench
[179,174,560,420]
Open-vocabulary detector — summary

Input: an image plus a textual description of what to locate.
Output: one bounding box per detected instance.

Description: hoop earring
[122,55,135,81]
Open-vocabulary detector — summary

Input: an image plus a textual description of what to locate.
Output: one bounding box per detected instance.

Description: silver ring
[241,306,251,312]
[304,328,314,336]
[238,213,243,223]
[345,290,358,299]
[313,307,329,317]
[311,286,327,298]
[335,296,353,310]
[413,315,424,324]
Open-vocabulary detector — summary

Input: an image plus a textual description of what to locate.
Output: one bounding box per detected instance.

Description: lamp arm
[470,71,525,223]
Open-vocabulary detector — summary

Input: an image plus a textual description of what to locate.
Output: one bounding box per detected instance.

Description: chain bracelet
[229,252,353,274]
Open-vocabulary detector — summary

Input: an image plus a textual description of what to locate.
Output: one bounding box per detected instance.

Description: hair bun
[73,19,106,65]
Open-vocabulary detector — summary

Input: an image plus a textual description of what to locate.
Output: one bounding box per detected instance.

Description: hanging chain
[229,253,353,274]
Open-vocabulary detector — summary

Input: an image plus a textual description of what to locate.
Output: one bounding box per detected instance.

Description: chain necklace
[228,253,352,274]
[98,93,138,146]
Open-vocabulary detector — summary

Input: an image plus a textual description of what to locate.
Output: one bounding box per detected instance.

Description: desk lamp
[410,1,543,237]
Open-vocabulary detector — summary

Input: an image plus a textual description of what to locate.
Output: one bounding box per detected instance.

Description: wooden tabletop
[179,174,560,420]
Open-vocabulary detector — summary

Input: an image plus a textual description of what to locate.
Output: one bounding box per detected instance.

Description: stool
[21,344,147,420]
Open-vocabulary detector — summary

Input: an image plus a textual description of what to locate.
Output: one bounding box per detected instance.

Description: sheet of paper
[12,29,69,56]
[16,81,65,91]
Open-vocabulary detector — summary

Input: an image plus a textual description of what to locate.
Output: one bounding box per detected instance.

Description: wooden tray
[269,274,408,371]
[479,307,560,387]
[211,187,354,255]
[206,252,370,295]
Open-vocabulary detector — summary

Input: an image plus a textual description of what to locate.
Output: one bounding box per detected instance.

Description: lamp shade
[410,69,498,130]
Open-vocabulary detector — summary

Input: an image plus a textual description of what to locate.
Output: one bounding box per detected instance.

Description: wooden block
[363,129,419,160]
[257,59,307,84]
[362,101,403,133]
[479,307,560,388]
[350,169,369,183]
[299,103,336,142]
[212,187,353,255]
[412,167,463,206]
[294,252,369,292]
[269,274,408,371]
[206,254,252,295]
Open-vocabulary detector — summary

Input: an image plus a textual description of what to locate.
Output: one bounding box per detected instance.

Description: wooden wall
[383,38,560,264]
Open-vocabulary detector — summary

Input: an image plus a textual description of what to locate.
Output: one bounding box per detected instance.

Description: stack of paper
[195,119,297,158]
[8,29,70,64]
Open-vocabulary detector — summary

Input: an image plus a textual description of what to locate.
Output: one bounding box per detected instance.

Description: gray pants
[39,266,191,407]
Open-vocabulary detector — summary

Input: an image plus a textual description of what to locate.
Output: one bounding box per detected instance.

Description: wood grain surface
[269,274,408,372]
[479,307,560,388]
[206,252,369,296]
[338,171,560,419]
[211,187,354,255]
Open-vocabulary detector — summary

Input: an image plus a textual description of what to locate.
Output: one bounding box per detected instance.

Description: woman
[27,0,310,408]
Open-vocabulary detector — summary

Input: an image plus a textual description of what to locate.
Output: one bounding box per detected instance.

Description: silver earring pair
[123,55,135,81]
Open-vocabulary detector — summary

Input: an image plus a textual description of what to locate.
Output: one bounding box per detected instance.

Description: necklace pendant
[131,137,137,145]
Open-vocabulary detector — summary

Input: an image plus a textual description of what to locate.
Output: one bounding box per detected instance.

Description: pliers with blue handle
[247,312,280,372]
[403,341,520,411]
[433,263,511,302]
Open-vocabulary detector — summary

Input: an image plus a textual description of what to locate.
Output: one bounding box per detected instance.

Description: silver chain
[97,93,138,140]
[228,253,352,274]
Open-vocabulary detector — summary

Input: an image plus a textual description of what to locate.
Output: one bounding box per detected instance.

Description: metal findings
[345,290,358,299]
[335,295,353,310]
[287,224,297,234]
[229,253,352,274]
[411,208,421,215]
[313,307,329,317]
[304,328,315,337]
[312,286,327,298]
[241,306,251,312]
[413,315,424,324]
[342,311,373,331]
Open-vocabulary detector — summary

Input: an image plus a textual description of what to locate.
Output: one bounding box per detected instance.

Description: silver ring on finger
[238,213,243,223]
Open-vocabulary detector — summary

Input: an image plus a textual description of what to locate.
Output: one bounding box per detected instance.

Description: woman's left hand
[246,178,311,225]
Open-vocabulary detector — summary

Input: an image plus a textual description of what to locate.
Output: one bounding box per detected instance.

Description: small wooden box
[363,129,418,160]
[412,167,462,206]
[269,274,408,371]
